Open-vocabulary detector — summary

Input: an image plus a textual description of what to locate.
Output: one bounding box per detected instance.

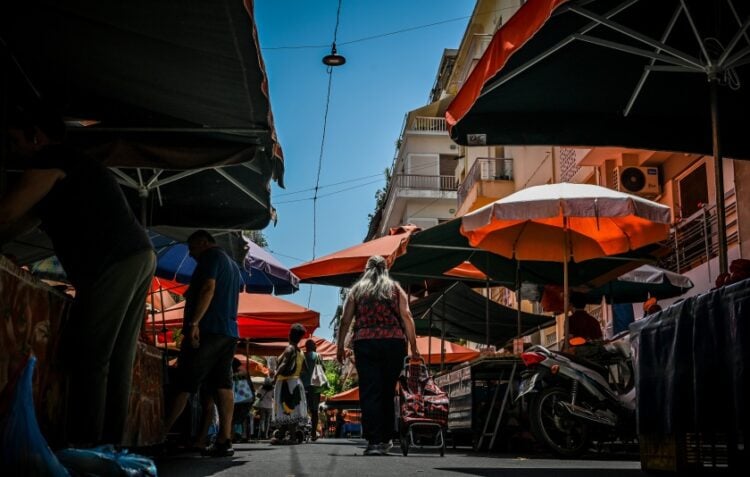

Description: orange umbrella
[443,262,488,281]
[416,336,479,365]
[327,386,360,402]
[461,183,671,263]
[461,183,671,347]
[291,225,420,287]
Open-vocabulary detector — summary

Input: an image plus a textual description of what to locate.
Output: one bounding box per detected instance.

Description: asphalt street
[157,438,643,477]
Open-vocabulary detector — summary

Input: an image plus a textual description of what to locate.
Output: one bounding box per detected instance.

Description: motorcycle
[516,333,636,457]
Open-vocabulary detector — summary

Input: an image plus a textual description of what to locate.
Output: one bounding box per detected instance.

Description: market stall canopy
[446,0,750,159]
[411,283,554,347]
[291,225,420,287]
[244,336,337,360]
[416,336,480,365]
[2,0,283,230]
[159,294,319,340]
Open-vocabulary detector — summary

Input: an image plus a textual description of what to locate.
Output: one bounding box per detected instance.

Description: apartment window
[677,162,708,219]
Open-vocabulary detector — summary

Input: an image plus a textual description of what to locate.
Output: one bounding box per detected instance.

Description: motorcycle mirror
[569,336,587,346]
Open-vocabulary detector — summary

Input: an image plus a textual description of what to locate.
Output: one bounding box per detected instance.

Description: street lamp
[322,43,346,67]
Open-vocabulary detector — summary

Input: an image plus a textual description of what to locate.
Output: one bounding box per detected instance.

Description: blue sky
[254,1,475,340]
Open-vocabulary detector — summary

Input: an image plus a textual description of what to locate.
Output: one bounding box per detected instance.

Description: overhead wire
[273,161,442,204]
[309,0,343,308]
[261,5,518,51]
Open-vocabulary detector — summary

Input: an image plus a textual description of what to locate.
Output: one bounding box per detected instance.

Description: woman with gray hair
[337,255,419,455]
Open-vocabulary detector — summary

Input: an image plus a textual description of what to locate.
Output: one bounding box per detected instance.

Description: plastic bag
[0,356,70,476]
[56,445,157,477]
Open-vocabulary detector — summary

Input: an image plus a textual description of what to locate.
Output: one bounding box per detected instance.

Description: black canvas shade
[411,282,554,347]
[1,0,283,231]
[449,0,750,159]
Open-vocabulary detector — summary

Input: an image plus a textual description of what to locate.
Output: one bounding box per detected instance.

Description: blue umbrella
[154,235,299,295]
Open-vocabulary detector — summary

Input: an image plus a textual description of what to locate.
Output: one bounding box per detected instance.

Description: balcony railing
[659,193,738,274]
[457,158,514,207]
[410,116,447,132]
[393,174,457,191]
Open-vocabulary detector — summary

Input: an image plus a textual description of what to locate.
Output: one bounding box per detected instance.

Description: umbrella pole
[562,221,570,352]
[485,253,490,348]
[710,78,729,276]
[516,260,522,338]
[440,296,446,371]
[485,277,490,348]
[428,309,433,366]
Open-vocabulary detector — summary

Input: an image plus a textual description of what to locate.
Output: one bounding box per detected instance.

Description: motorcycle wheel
[529,386,590,458]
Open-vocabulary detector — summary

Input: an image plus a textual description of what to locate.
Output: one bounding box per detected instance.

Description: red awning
[154,293,319,340]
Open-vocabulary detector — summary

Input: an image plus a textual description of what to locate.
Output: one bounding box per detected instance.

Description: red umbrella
[291,225,420,287]
[158,294,319,340]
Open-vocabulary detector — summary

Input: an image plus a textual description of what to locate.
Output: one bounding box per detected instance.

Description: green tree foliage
[243,230,268,248]
[365,168,392,240]
[321,360,356,398]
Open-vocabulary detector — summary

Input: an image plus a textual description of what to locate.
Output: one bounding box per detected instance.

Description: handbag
[233,376,254,404]
[310,360,329,389]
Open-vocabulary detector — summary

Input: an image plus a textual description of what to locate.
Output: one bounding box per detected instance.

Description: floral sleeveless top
[352,288,405,341]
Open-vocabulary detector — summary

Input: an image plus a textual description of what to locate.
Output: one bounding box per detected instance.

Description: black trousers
[306,389,321,436]
[353,338,406,445]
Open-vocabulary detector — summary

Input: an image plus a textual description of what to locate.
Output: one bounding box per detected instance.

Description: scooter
[516,333,636,457]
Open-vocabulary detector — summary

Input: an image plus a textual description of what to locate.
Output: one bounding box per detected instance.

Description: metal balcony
[457,158,514,207]
[392,174,457,191]
[659,193,738,274]
[409,116,447,133]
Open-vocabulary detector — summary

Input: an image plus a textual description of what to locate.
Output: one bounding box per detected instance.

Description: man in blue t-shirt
[164,230,241,457]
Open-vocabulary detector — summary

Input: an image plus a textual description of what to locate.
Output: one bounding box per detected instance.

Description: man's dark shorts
[177,332,236,393]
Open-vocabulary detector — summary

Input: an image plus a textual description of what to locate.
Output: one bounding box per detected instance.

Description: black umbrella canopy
[584,264,694,304]
[411,282,554,347]
[2,0,283,230]
[448,0,750,159]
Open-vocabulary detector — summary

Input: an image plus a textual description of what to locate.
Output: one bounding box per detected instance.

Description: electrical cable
[261,5,518,51]
[309,0,343,308]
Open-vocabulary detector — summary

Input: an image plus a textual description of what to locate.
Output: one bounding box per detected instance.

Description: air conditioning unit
[612,166,660,197]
